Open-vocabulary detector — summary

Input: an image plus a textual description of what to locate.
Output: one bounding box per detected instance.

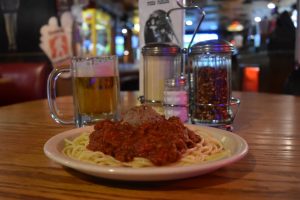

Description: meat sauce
[87,116,201,166]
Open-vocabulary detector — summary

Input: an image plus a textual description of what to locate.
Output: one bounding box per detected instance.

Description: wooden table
[0,91,299,200]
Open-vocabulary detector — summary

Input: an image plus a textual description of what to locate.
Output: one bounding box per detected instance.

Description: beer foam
[76,60,116,77]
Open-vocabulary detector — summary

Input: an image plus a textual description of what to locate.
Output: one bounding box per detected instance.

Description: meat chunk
[122,105,163,127]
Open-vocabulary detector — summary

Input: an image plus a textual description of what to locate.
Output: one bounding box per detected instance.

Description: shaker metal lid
[190,39,235,54]
[142,42,181,56]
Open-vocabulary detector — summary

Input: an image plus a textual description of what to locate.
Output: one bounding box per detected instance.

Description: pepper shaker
[189,39,238,127]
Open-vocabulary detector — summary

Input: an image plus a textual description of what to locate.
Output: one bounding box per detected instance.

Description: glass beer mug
[47,56,121,127]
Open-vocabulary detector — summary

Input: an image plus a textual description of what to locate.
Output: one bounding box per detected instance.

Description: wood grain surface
[0,91,299,200]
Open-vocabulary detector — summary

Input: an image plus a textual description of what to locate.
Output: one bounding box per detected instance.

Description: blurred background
[0,0,299,106]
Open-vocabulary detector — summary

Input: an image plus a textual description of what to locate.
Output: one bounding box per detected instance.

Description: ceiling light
[254,17,261,23]
[267,2,276,9]
[227,21,244,32]
[186,20,193,26]
[122,28,128,34]
[124,50,129,56]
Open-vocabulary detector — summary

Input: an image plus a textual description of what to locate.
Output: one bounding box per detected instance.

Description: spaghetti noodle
[63,129,230,168]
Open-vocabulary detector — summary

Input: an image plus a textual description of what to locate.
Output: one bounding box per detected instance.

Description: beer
[73,76,120,122]
[47,56,120,127]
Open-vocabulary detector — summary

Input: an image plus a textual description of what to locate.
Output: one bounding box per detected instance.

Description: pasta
[62,130,230,168]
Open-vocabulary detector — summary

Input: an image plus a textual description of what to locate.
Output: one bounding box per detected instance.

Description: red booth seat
[0,62,51,106]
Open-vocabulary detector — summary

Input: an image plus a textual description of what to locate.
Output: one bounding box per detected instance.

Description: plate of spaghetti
[44,106,248,181]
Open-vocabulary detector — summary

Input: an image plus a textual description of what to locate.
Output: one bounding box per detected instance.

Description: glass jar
[142,43,181,104]
[189,39,238,126]
[163,76,188,122]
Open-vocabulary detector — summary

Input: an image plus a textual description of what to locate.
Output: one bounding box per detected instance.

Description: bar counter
[0,91,299,200]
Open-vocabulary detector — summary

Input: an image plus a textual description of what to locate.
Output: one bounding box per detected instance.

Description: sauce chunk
[87,117,200,166]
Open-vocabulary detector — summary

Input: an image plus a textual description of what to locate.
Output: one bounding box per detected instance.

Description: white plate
[44,124,248,181]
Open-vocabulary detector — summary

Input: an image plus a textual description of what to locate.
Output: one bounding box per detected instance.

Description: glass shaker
[163,76,188,122]
[142,43,181,104]
[189,39,239,127]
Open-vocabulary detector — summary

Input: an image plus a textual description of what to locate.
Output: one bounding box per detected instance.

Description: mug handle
[47,68,74,125]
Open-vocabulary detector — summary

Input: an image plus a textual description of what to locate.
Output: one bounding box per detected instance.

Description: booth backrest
[0,62,51,106]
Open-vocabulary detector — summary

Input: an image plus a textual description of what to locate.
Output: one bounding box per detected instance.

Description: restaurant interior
[0,0,299,106]
[1,1,300,198]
